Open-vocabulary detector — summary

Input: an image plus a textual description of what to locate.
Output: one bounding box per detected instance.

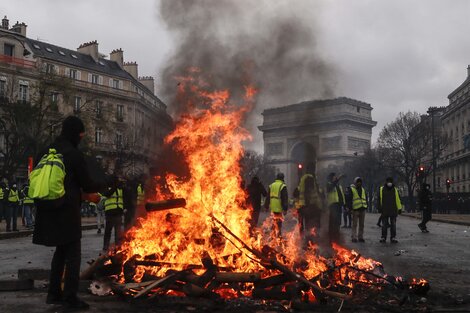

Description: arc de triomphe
[258,97,377,194]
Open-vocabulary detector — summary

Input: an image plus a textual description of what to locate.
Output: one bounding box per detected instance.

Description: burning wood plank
[145,198,186,212]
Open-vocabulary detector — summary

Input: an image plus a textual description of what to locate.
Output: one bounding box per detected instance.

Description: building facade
[0,16,173,182]
[259,97,377,193]
[438,66,470,193]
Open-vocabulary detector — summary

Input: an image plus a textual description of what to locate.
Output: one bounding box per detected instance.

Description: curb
[0,224,98,240]
[402,214,470,227]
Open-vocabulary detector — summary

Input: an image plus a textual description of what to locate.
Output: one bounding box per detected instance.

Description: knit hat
[354,177,362,184]
[61,116,85,147]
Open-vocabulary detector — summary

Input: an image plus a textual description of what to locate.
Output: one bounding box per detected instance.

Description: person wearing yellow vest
[102,179,124,251]
[378,177,402,244]
[21,185,35,229]
[326,173,345,242]
[297,162,322,244]
[6,183,20,232]
[346,177,367,243]
[266,173,288,238]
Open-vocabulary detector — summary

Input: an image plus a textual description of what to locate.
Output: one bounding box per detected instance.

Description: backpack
[28,148,66,201]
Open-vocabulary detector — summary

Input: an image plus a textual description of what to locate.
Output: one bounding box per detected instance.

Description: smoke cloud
[157,0,336,150]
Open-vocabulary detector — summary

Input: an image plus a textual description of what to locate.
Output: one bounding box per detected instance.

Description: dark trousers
[343,210,351,227]
[250,209,261,235]
[271,212,283,238]
[377,216,382,226]
[381,216,397,239]
[419,209,432,229]
[48,240,81,301]
[301,205,321,245]
[5,202,18,231]
[103,213,122,250]
[328,203,342,242]
[0,201,4,221]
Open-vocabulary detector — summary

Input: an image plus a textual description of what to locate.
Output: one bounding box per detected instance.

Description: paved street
[0,213,469,312]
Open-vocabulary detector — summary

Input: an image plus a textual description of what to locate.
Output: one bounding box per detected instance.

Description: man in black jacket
[33,116,102,310]
[418,183,432,233]
[247,176,267,234]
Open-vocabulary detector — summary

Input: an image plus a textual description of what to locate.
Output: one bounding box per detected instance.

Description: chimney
[139,76,155,94]
[123,61,138,79]
[77,40,99,61]
[1,16,8,29]
[467,65,470,78]
[110,48,123,67]
[11,21,27,36]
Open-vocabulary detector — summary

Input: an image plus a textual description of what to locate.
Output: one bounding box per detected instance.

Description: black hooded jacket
[33,116,102,246]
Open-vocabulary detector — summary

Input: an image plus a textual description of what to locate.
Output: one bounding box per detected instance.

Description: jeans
[103,212,123,250]
[351,209,366,240]
[48,240,81,301]
[343,209,351,227]
[5,202,18,231]
[23,204,34,227]
[381,216,397,239]
[96,210,105,230]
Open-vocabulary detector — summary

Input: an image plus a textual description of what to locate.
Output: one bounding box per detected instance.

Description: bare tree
[239,150,276,187]
[0,72,72,181]
[338,148,389,210]
[377,111,437,210]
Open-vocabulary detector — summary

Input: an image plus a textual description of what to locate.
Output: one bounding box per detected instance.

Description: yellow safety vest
[379,186,402,211]
[0,188,4,200]
[23,193,35,204]
[137,184,145,205]
[351,186,367,210]
[298,174,320,206]
[104,188,123,211]
[269,180,286,213]
[327,185,345,206]
[8,189,19,203]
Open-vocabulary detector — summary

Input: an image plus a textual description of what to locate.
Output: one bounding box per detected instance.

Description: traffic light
[446,178,451,188]
[298,163,303,170]
[419,165,425,172]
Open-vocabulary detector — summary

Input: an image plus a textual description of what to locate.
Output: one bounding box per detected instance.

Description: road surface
[0,213,469,312]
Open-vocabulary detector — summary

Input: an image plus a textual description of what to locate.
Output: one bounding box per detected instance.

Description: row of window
[72,97,124,120]
[94,127,122,146]
[44,63,123,90]
[42,62,163,110]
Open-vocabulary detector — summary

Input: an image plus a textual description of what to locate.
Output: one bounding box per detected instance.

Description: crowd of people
[246,163,434,247]
[1,115,434,311]
[0,183,36,231]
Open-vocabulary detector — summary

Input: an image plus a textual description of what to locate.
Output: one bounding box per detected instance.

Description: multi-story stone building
[259,97,377,193]
[0,16,172,182]
[438,66,470,193]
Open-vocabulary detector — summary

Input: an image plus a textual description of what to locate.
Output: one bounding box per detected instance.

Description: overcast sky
[2,0,470,150]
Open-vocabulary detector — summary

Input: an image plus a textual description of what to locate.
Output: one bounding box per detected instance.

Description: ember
[86,70,429,309]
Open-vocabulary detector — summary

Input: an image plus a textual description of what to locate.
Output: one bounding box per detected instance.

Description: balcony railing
[0,54,36,68]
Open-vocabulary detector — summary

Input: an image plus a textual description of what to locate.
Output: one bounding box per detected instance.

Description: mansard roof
[25,38,133,80]
[263,97,373,115]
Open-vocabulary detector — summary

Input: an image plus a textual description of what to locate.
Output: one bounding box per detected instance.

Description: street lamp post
[427,107,438,193]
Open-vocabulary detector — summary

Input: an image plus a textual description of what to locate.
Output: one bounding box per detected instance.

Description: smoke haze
[158,0,336,149]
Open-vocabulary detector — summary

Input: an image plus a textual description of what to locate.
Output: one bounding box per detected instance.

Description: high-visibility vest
[269,180,286,213]
[104,188,123,212]
[137,184,145,205]
[8,189,19,203]
[350,186,367,210]
[379,186,402,211]
[0,188,4,200]
[327,185,345,206]
[298,174,320,206]
[23,192,35,204]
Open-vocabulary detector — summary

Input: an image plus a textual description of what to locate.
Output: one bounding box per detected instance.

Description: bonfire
[83,70,429,311]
